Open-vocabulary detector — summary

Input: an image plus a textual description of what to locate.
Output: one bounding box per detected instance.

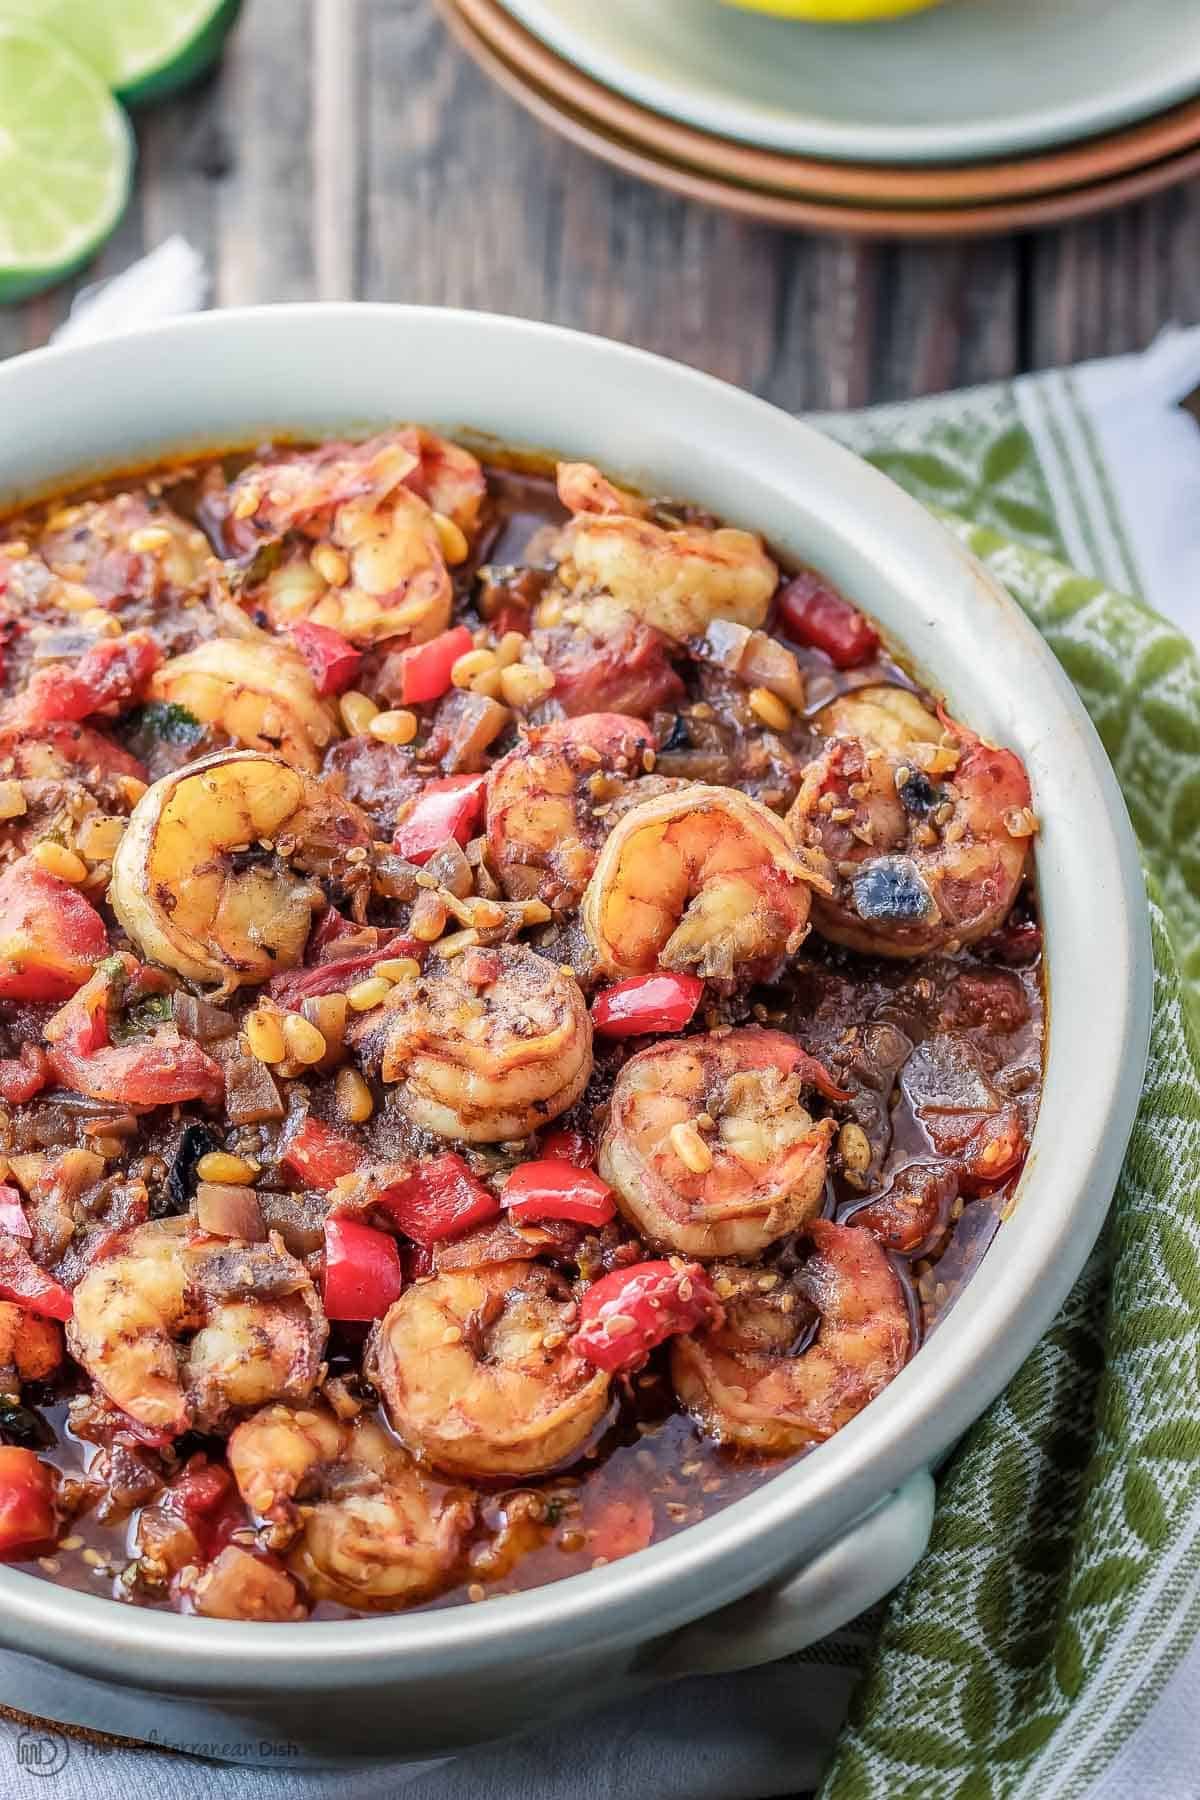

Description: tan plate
[458,0,1200,209]
[438,0,1200,237]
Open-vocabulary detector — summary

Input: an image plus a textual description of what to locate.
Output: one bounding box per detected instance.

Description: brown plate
[457,0,1200,209]
[438,0,1200,237]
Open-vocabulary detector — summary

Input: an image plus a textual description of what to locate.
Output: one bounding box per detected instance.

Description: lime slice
[0,0,242,104]
[0,22,133,304]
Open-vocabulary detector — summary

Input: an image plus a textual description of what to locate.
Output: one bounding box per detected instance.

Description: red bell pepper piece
[322,1216,403,1322]
[591,972,704,1039]
[0,1185,29,1239]
[377,1152,501,1248]
[282,1118,361,1191]
[0,1236,73,1321]
[6,629,163,729]
[570,1260,723,1376]
[394,774,487,865]
[776,571,880,670]
[392,626,474,706]
[0,1447,58,1558]
[291,621,363,696]
[502,1160,616,1228]
[539,1129,595,1168]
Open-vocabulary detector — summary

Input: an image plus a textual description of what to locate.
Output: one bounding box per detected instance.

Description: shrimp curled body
[787,687,1035,958]
[367,1262,611,1477]
[582,785,829,983]
[68,1219,327,1439]
[600,1028,836,1260]
[228,1404,473,1610]
[110,748,372,988]
[671,1220,910,1452]
[348,943,592,1142]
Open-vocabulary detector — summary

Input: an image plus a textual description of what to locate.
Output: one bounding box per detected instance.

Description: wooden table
[4,0,1200,406]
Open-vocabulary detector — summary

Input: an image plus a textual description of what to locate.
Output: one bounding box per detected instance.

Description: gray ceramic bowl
[0,306,1151,1766]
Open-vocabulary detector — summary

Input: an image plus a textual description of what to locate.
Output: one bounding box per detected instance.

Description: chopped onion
[425,838,473,899]
[225,1056,285,1125]
[195,1182,266,1241]
[698,619,806,710]
[173,992,237,1042]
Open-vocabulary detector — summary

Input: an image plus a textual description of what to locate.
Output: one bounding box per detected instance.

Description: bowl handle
[650,1469,935,1680]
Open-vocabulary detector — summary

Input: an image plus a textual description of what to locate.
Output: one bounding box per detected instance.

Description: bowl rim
[0,304,1152,1692]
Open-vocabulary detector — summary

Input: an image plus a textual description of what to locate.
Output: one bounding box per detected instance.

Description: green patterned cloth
[810,348,1200,1800]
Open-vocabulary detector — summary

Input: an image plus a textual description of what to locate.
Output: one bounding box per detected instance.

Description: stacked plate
[437,0,1200,236]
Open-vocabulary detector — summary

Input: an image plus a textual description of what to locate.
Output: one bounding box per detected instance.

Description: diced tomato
[979,918,1043,967]
[282,1118,361,1191]
[539,1129,595,1168]
[0,1447,58,1558]
[391,626,474,706]
[959,1107,1028,1196]
[543,615,684,720]
[377,1152,501,1248]
[0,1236,73,1321]
[394,774,487,865]
[502,1160,616,1228]
[44,956,223,1108]
[0,1185,29,1239]
[591,972,704,1039]
[0,1045,50,1107]
[7,630,163,729]
[322,1216,403,1322]
[168,1457,243,1558]
[18,722,148,783]
[776,571,880,670]
[291,621,363,697]
[0,855,108,1002]
[571,1260,723,1376]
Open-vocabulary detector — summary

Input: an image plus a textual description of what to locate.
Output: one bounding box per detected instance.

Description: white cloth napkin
[1,244,1198,1799]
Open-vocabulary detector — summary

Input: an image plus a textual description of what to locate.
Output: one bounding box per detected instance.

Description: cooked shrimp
[581,785,830,982]
[671,1220,910,1453]
[68,1219,327,1439]
[485,712,654,912]
[600,1029,838,1259]
[110,748,372,988]
[149,638,339,773]
[225,429,485,647]
[552,461,777,643]
[349,943,592,1142]
[36,492,212,608]
[367,1263,611,1477]
[228,1404,473,1609]
[787,686,1036,958]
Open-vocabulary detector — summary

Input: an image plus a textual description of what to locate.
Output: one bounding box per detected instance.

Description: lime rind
[0,22,134,304]
[0,0,242,104]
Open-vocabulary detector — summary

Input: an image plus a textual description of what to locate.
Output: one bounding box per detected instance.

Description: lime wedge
[0,0,242,104]
[0,23,133,304]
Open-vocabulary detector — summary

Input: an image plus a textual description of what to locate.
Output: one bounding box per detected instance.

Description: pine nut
[347,976,393,1011]
[196,1152,257,1186]
[335,1067,374,1124]
[81,608,122,638]
[0,781,26,822]
[282,1014,327,1064]
[309,593,345,631]
[245,1008,287,1064]
[374,957,421,982]
[128,526,172,554]
[436,928,479,959]
[340,690,379,736]
[31,841,88,884]
[499,663,555,709]
[311,543,350,587]
[451,648,499,689]
[838,1122,872,1175]
[670,1119,714,1175]
[369,709,418,746]
[748,687,792,732]
[493,631,526,668]
[433,512,469,566]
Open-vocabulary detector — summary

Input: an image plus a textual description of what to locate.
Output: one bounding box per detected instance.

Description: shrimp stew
[0,432,1042,1621]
